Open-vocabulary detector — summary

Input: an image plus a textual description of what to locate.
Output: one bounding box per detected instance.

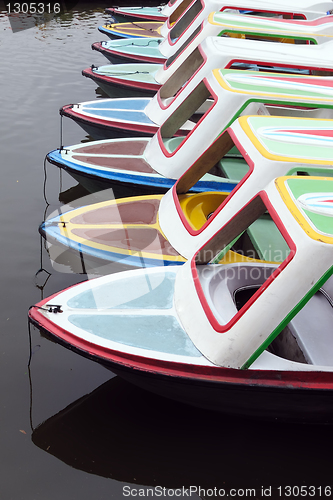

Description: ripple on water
[1,7,109,147]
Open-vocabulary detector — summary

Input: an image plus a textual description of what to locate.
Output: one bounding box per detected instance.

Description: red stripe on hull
[82,68,161,94]
[29,291,333,391]
[60,104,188,137]
[91,42,166,64]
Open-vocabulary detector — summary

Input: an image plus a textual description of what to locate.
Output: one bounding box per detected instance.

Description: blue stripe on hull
[41,221,185,268]
[81,98,154,125]
[82,108,154,124]
[83,99,151,110]
[47,150,237,193]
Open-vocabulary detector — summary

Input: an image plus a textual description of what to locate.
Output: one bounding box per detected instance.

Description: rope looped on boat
[29,304,63,314]
[102,38,161,48]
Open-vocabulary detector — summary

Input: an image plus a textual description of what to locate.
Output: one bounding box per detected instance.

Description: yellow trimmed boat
[30,176,333,422]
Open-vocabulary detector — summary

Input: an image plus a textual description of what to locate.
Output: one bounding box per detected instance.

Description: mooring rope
[90,64,151,77]
[102,38,161,48]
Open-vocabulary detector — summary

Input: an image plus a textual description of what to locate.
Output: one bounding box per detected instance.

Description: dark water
[0,2,333,499]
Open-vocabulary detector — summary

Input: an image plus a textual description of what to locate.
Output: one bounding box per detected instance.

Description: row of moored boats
[29,0,333,422]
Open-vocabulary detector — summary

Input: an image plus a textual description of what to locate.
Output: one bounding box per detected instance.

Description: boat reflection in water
[32,376,332,496]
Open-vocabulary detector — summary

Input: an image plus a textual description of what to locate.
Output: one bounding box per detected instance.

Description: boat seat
[287,286,333,366]
[217,157,249,182]
[197,264,275,325]
[179,192,228,230]
[199,265,333,367]
[162,136,184,153]
[246,215,290,263]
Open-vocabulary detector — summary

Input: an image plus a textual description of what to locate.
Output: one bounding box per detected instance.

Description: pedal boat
[143,67,333,181]
[55,66,333,191]
[99,0,194,40]
[155,12,333,88]
[42,115,333,269]
[95,2,186,61]
[63,62,333,142]
[29,176,333,422]
[71,14,333,141]
[91,5,333,66]
[100,0,191,39]
[147,12,333,127]
[159,115,333,258]
[161,0,333,38]
[85,16,333,99]
[46,137,236,194]
[99,0,333,44]
[162,0,333,28]
[159,0,333,57]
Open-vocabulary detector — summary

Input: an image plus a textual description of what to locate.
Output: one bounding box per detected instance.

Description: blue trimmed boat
[58,64,333,188]
[43,115,333,269]
[160,0,333,48]
[47,137,237,194]
[100,0,333,42]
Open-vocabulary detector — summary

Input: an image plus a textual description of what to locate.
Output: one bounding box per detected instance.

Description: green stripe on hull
[242,265,333,369]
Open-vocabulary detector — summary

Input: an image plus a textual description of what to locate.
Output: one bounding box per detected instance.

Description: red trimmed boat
[91,38,165,65]
[105,6,168,23]
[82,64,162,97]
[59,98,193,139]
[29,176,333,422]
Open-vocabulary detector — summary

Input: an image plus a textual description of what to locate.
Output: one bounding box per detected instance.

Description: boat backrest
[155,22,333,92]
[284,288,333,365]
[198,263,275,324]
[145,70,333,181]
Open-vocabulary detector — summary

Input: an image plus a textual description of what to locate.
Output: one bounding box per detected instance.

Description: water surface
[0,2,332,499]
